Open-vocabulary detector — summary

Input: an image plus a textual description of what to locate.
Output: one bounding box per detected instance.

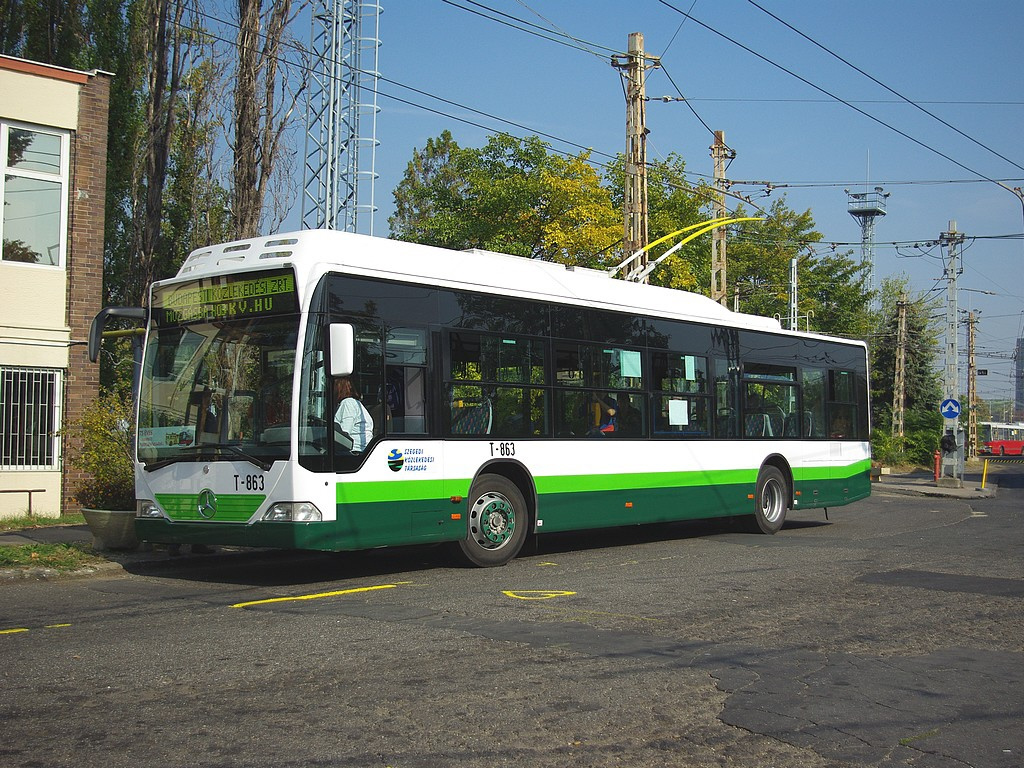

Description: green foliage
[868,277,944,465]
[0,542,105,569]
[726,200,872,336]
[390,132,620,265]
[66,389,135,510]
[871,410,943,467]
[603,154,708,290]
[0,513,86,530]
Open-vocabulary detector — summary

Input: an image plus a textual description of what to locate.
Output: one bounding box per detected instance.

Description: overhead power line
[440,0,615,60]
[743,0,1024,174]
[655,0,1013,188]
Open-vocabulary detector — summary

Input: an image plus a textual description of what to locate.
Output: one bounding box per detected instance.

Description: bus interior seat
[744,412,770,437]
[451,399,492,435]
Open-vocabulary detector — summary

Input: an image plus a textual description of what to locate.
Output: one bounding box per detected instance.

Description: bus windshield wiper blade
[143,446,207,472]
[219,444,272,471]
[143,444,271,472]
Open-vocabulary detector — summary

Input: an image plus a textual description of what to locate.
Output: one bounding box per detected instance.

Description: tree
[869,276,943,465]
[390,130,474,250]
[602,153,709,290]
[726,199,871,338]
[231,0,303,239]
[390,132,620,265]
[0,0,88,66]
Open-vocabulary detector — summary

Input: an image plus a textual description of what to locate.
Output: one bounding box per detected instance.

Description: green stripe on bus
[534,467,757,495]
[336,478,455,505]
[332,459,870,505]
[156,493,266,522]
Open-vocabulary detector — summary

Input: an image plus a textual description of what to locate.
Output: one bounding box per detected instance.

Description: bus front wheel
[457,475,529,567]
[751,466,788,535]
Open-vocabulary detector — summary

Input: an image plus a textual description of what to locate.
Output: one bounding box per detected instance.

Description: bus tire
[751,465,788,535]
[457,475,529,567]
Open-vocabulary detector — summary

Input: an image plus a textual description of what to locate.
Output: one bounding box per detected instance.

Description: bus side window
[386,328,428,434]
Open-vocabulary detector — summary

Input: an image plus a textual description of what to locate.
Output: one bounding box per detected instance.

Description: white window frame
[0,120,71,269]
[0,366,63,470]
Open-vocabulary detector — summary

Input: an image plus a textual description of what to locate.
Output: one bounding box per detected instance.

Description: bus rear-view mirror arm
[88,307,147,363]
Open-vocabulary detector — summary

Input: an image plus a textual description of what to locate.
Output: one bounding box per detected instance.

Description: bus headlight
[137,499,164,519]
[262,502,323,522]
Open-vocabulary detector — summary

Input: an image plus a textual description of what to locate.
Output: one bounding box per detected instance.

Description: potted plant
[67,389,138,550]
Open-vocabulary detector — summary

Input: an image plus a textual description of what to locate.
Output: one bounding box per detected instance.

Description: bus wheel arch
[751,456,792,535]
[456,461,535,567]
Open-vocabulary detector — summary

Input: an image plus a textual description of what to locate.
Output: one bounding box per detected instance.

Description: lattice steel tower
[302,1,382,234]
[846,186,889,295]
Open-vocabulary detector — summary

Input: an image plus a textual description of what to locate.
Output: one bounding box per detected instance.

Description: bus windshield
[138,317,299,468]
[138,268,300,469]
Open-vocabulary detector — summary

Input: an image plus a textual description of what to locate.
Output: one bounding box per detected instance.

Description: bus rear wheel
[457,475,529,567]
[751,465,788,535]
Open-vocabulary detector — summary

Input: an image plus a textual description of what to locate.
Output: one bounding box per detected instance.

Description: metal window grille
[0,367,62,469]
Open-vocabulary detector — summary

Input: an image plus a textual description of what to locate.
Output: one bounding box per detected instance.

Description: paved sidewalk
[872,470,996,500]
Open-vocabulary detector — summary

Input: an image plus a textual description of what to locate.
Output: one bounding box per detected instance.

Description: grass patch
[0,513,86,532]
[0,542,106,570]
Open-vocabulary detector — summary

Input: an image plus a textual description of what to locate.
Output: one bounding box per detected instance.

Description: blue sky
[290,0,1024,403]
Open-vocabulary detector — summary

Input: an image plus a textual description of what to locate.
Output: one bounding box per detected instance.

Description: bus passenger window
[386,328,428,434]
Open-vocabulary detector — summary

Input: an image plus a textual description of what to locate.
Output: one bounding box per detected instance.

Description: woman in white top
[333,376,374,452]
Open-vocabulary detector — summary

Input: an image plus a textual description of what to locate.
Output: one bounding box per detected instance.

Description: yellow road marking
[502,590,576,600]
[45,623,72,629]
[1,628,29,635]
[231,584,401,608]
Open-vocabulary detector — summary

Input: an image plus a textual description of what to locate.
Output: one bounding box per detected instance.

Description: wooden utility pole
[892,292,908,438]
[710,131,735,305]
[612,33,658,280]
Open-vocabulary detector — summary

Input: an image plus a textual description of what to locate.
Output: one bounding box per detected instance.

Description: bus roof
[174,229,859,345]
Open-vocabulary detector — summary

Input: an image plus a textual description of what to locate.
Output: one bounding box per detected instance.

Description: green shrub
[67,390,136,511]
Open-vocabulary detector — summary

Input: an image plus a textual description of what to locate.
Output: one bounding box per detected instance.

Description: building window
[1,122,70,267]
[1,367,62,469]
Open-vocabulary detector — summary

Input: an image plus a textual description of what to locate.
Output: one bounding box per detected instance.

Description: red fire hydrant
[933,450,941,481]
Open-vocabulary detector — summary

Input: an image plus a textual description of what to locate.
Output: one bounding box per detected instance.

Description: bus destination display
[155,270,297,325]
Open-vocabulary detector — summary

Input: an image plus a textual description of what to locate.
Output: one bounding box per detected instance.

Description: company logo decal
[197,488,218,519]
[387,449,404,472]
[386,447,437,473]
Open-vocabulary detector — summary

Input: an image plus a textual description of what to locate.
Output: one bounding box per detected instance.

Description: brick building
[0,55,111,518]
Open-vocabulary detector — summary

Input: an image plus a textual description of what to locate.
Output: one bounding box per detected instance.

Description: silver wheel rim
[469,490,516,550]
[761,477,785,524]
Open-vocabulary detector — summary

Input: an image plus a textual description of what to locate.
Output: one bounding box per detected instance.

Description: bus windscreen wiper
[218,444,272,471]
[143,444,271,472]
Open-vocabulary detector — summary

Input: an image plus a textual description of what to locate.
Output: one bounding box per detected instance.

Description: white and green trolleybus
[90,229,871,566]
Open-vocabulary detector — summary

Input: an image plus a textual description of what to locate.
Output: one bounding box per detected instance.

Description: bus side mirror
[88,306,146,363]
[329,323,354,377]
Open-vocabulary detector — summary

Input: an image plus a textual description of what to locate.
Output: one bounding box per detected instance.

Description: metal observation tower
[846,186,889,295]
[302,1,382,235]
